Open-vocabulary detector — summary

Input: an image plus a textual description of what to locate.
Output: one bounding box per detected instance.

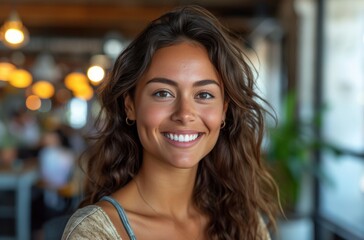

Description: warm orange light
[64,72,88,91]
[0,62,16,81]
[8,68,32,88]
[0,11,29,48]
[26,95,41,111]
[32,81,55,99]
[73,84,94,100]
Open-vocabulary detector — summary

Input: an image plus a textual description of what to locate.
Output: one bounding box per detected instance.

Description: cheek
[200,106,224,130]
[135,104,164,148]
[136,103,169,128]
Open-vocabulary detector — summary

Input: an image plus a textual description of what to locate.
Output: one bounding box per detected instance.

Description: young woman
[62,5,278,240]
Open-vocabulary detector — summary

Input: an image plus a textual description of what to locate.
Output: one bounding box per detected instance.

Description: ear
[124,94,136,120]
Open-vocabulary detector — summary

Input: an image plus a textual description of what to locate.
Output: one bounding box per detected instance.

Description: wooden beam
[0,3,176,37]
[0,2,268,38]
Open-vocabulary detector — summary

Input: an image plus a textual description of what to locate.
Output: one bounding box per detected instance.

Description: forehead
[152,41,208,61]
[140,42,221,83]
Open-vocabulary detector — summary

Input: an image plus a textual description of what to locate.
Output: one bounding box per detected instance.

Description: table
[0,161,39,240]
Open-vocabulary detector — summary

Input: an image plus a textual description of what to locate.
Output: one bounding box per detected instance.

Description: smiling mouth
[163,133,201,143]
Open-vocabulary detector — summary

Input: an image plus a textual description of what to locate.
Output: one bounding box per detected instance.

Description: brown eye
[196,92,214,99]
[153,90,173,98]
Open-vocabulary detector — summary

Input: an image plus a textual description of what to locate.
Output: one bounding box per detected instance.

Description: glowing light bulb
[0,11,29,48]
[73,84,94,100]
[32,81,55,99]
[26,95,41,111]
[87,65,105,84]
[9,68,32,88]
[5,28,24,44]
[64,72,88,91]
[0,62,16,81]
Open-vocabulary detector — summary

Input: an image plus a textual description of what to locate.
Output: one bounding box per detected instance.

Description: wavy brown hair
[80,5,278,239]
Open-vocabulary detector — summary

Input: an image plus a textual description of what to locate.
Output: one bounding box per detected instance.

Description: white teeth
[165,133,199,142]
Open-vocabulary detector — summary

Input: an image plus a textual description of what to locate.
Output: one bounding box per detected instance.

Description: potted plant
[264,92,321,240]
[264,92,342,240]
[265,92,339,214]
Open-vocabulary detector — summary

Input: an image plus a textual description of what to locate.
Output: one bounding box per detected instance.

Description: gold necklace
[134,178,202,240]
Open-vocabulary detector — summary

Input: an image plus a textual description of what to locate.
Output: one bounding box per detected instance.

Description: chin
[167,158,201,169]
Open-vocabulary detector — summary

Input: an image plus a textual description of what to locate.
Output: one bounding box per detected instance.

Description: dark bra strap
[100,196,136,240]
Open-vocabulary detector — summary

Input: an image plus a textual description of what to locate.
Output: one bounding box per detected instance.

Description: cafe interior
[0,0,363,239]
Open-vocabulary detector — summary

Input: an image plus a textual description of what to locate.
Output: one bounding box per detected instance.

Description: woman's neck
[134,161,199,219]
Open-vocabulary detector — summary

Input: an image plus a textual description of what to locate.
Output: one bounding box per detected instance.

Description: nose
[171,96,196,124]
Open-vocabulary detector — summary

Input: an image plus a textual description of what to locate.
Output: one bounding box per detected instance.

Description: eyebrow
[146,78,220,87]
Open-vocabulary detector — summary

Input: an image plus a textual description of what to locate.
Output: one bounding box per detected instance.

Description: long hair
[81,5,278,239]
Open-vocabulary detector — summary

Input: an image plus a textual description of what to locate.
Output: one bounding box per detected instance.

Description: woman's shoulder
[61,205,122,240]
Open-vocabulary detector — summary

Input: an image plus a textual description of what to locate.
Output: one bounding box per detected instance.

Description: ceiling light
[9,68,32,88]
[87,65,105,84]
[0,11,29,49]
[87,54,110,85]
[32,81,55,99]
[64,72,88,91]
[26,95,41,111]
[0,62,16,81]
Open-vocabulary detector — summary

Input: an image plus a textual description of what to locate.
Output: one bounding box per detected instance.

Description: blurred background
[0,0,363,239]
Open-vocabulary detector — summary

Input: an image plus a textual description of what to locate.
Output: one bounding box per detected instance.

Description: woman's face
[125,42,227,169]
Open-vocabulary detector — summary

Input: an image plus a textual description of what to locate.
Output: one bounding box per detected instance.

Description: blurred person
[8,109,41,159]
[39,129,75,191]
[32,128,76,239]
[0,146,18,168]
[62,5,278,240]
[0,119,21,169]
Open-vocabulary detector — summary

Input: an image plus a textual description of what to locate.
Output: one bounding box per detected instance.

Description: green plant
[264,92,335,213]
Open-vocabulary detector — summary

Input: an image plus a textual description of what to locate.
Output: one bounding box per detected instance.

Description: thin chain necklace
[133,178,202,240]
